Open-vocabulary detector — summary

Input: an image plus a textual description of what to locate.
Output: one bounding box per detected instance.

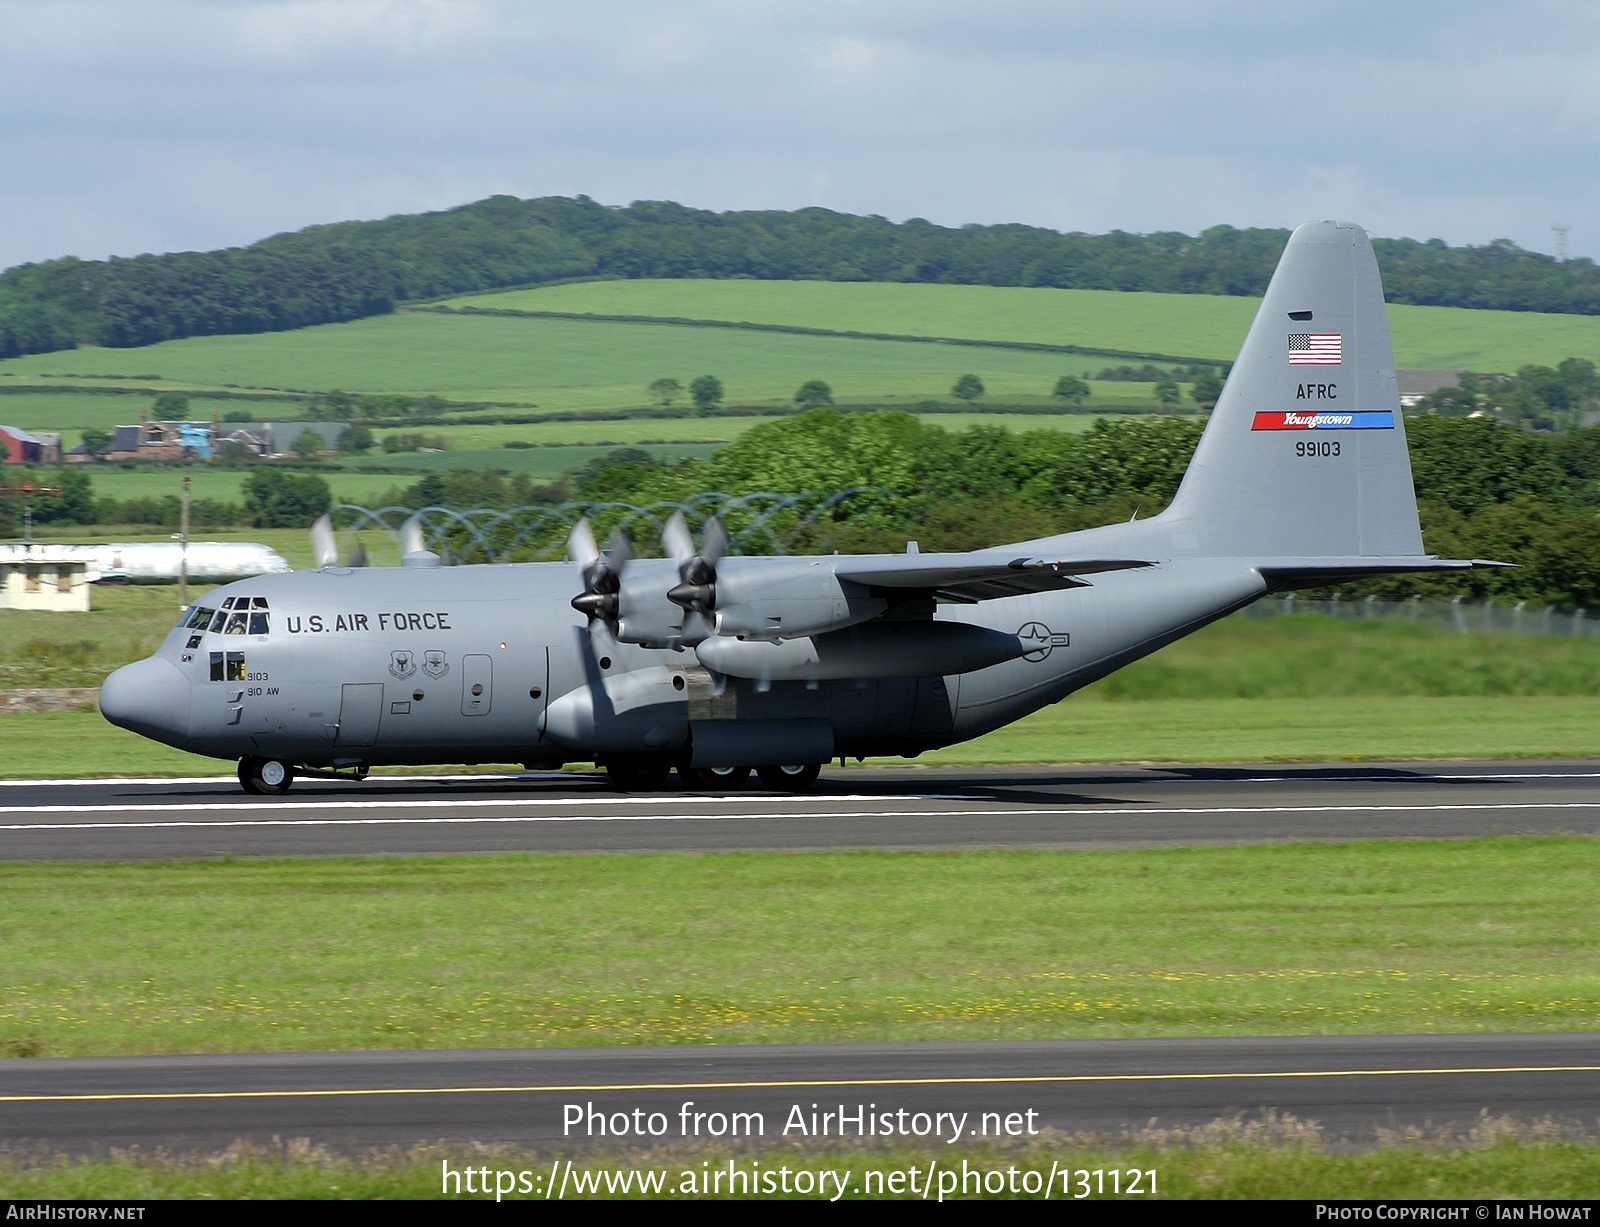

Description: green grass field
[7,1132,1599,1200]
[0,313,1167,412]
[2,280,1596,443]
[2,838,1597,1056]
[5,693,1600,779]
[444,278,1600,373]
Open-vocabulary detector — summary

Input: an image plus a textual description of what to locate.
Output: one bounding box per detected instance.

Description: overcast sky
[2,0,1598,271]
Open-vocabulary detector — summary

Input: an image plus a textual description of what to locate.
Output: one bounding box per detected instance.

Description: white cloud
[1,0,1598,268]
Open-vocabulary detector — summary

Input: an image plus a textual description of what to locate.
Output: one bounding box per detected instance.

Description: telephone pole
[1554,223,1571,263]
[179,475,191,611]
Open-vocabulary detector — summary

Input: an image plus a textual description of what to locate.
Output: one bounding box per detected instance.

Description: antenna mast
[1553,223,1571,263]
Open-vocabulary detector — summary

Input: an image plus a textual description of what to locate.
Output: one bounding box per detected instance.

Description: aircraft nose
[100,657,192,746]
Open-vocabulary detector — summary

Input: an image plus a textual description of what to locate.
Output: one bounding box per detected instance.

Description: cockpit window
[224,611,249,635]
[252,597,269,609]
[208,609,229,633]
[184,606,215,630]
[248,612,269,635]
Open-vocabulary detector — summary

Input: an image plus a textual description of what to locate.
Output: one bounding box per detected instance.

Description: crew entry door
[461,654,492,716]
[334,683,384,746]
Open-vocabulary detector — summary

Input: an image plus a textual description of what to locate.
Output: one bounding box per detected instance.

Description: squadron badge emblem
[389,649,418,679]
[423,650,450,679]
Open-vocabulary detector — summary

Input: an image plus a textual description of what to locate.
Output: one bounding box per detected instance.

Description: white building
[0,549,92,611]
[0,541,292,585]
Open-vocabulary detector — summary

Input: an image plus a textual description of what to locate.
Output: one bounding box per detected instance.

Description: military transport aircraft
[99,221,1499,795]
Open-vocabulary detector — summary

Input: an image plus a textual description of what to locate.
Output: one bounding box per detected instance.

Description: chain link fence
[1239,594,1600,638]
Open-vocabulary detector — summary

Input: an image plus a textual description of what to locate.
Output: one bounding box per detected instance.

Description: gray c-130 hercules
[100,221,1502,795]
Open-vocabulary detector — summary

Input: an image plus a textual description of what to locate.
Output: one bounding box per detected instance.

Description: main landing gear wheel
[756,763,822,793]
[238,756,295,796]
[604,756,673,792]
[677,764,752,790]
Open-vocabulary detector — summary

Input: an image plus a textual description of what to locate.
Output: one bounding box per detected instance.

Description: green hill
[6,194,1600,362]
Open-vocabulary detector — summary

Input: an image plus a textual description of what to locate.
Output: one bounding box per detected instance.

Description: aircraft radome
[99,222,1501,796]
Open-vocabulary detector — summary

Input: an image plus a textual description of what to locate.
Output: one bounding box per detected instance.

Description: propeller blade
[568,518,600,579]
[345,538,369,569]
[309,515,338,569]
[399,515,426,557]
[700,516,728,568]
[603,529,632,579]
[662,512,695,570]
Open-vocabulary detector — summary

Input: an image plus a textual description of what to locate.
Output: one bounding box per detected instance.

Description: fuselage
[99,544,1269,770]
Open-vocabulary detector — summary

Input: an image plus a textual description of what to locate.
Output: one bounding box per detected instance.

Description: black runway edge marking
[7,1063,1600,1104]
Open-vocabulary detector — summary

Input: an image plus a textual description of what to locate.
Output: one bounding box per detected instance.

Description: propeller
[310,515,338,569]
[310,513,432,569]
[399,515,426,557]
[569,517,631,627]
[665,512,727,616]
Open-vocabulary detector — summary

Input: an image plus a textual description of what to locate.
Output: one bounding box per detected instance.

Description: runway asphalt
[4,1034,1598,1155]
[2,759,1600,860]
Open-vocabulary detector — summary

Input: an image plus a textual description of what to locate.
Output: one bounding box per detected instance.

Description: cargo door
[334,682,384,747]
[461,653,493,716]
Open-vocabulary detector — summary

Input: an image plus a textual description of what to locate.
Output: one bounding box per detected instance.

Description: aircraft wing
[834,553,1154,604]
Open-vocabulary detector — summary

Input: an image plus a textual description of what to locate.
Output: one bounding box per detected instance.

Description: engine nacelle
[710,558,886,641]
[613,560,694,648]
[696,620,1027,681]
[543,666,688,752]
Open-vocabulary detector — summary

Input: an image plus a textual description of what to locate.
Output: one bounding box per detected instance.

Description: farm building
[0,426,61,465]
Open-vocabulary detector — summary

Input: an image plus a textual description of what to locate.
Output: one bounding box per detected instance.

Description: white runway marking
[0,772,577,788]
[4,768,1600,789]
[3,799,1600,833]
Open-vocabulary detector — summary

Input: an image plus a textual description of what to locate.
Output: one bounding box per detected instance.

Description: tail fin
[1162,220,1424,559]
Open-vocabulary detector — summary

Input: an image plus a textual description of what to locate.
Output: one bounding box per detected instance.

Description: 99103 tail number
[1295,440,1341,458]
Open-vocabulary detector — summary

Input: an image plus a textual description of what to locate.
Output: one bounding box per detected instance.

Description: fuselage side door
[461,653,492,716]
[334,682,384,747]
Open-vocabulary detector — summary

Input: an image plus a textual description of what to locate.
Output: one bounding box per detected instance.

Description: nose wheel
[239,756,295,796]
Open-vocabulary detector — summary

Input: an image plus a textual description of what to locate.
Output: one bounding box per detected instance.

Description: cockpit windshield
[188,596,270,635]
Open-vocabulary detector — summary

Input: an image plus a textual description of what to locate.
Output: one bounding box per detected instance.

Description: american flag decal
[1289,333,1342,365]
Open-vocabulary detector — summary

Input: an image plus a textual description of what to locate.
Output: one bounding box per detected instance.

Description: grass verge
[5,693,1600,779]
[3,839,1599,1057]
[3,1122,1600,1199]
[922,695,1600,764]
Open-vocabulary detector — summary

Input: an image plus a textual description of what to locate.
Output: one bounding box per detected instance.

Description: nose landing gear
[239,756,295,795]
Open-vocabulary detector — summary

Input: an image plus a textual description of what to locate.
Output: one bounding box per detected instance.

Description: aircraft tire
[238,756,295,796]
[677,764,752,791]
[756,762,822,793]
[604,756,673,792]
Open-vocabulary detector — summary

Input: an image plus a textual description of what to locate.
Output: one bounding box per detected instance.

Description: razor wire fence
[1238,594,1600,638]
[327,489,886,564]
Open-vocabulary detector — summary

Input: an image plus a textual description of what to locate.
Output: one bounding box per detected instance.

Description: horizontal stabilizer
[835,554,1153,604]
[1258,557,1510,590]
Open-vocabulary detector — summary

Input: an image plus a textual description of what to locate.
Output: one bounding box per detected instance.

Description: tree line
[5,195,1600,360]
[13,408,1600,608]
